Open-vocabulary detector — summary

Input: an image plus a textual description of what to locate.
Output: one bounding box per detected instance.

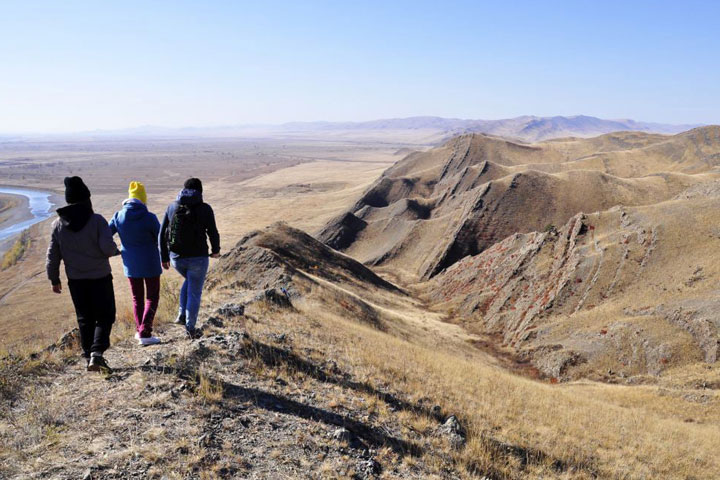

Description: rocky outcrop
[625,300,720,364]
[421,206,708,378]
[208,222,400,294]
[317,212,367,251]
[207,222,403,330]
[436,415,466,450]
[426,209,659,343]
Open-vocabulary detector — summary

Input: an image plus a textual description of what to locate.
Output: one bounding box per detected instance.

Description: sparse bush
[0,347,71,403]
[194,369,224,405]
[1,230,31,270]
[158,276,180,324]
[111,306,137,342]
[543,223,557,234]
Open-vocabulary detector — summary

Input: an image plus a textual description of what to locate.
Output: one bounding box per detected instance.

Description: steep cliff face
[426,209,657,344]
[422,184,720,379]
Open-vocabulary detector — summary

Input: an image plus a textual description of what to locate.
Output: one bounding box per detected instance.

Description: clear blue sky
[1,0,718,132]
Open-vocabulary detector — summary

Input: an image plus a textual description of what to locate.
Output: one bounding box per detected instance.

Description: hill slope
[316,126,720,381]
[319,128,720,281]
[425,192,720,379]
[3,221,720,479]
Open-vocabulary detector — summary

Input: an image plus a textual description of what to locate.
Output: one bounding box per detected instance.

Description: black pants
[68,275,116,357]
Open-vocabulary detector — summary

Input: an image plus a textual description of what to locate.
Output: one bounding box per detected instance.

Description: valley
[2,125,720,479]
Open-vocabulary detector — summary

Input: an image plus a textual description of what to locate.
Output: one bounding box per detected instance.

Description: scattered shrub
[1,230,31,270]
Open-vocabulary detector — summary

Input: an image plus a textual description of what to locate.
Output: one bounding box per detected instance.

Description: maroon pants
[128,276,160,338]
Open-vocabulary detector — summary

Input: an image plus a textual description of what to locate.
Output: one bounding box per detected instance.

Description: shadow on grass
[130,363,422,457]
[240,337,445,421]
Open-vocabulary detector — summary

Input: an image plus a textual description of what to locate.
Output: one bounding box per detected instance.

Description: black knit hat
[64,176,91,204]
[184,177,203,193]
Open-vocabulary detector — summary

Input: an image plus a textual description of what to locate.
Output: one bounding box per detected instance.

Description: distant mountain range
[4,115,703,143]
[280,115,701,142]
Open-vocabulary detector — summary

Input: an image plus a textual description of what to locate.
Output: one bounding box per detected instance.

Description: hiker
[159,178,220,338]
[109,181,163,346]
[46,176,119,373]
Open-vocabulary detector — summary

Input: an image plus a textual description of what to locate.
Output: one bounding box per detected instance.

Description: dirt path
[0,298,463,479]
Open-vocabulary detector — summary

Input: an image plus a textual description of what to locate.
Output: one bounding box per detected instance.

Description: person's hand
[162,262,170,270]
[52,283,62,294]
[210,253,220,259]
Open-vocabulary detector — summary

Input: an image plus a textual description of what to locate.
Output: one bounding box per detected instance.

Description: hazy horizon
[2,1,719,133]
[0,113,706,138]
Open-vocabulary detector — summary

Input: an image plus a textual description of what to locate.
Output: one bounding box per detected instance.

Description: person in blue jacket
[109,181,163,345]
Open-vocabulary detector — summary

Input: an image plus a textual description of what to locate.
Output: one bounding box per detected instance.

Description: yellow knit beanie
[128,181,147,204]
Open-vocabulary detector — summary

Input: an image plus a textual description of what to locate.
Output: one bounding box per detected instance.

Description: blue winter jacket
[109,199,163,278]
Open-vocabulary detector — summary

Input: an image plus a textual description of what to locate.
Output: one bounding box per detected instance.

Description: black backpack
[168,204,200,255]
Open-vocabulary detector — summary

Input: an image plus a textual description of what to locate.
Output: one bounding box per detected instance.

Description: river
[0,187,56,244]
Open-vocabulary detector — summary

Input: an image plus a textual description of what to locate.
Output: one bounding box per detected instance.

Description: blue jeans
[171,256,209,330]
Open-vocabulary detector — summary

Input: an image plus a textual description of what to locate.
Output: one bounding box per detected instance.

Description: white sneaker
[139,336,161,346]
[134,332,140,340]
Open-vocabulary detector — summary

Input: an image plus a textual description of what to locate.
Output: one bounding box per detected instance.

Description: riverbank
[0,193,31,230]
[0,194,33,255]
[0,187,57,256]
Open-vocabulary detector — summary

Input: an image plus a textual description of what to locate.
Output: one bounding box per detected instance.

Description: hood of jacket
[57,200,94,232]
[121,198,149,219]
[176,188,203,206]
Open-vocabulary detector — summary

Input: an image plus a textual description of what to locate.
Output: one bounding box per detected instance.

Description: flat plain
[0,134,416,348]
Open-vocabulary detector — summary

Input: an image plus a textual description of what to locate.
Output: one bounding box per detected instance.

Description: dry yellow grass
[194,369,224,405]
[2,130,720,478]
[2,267,717,478]
[239,300,719,479]
[1,229,31,269]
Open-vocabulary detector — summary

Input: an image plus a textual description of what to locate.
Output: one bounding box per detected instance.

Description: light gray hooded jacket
[46,201,119,285]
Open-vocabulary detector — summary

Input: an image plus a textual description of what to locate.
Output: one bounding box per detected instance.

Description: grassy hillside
[3,131,720,478]
[3,222,718,479]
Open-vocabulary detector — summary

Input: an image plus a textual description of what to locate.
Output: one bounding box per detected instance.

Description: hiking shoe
[174,314,186,326]
[185,328,203,340]
[139,336,161,346]
[87,355,112,373]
